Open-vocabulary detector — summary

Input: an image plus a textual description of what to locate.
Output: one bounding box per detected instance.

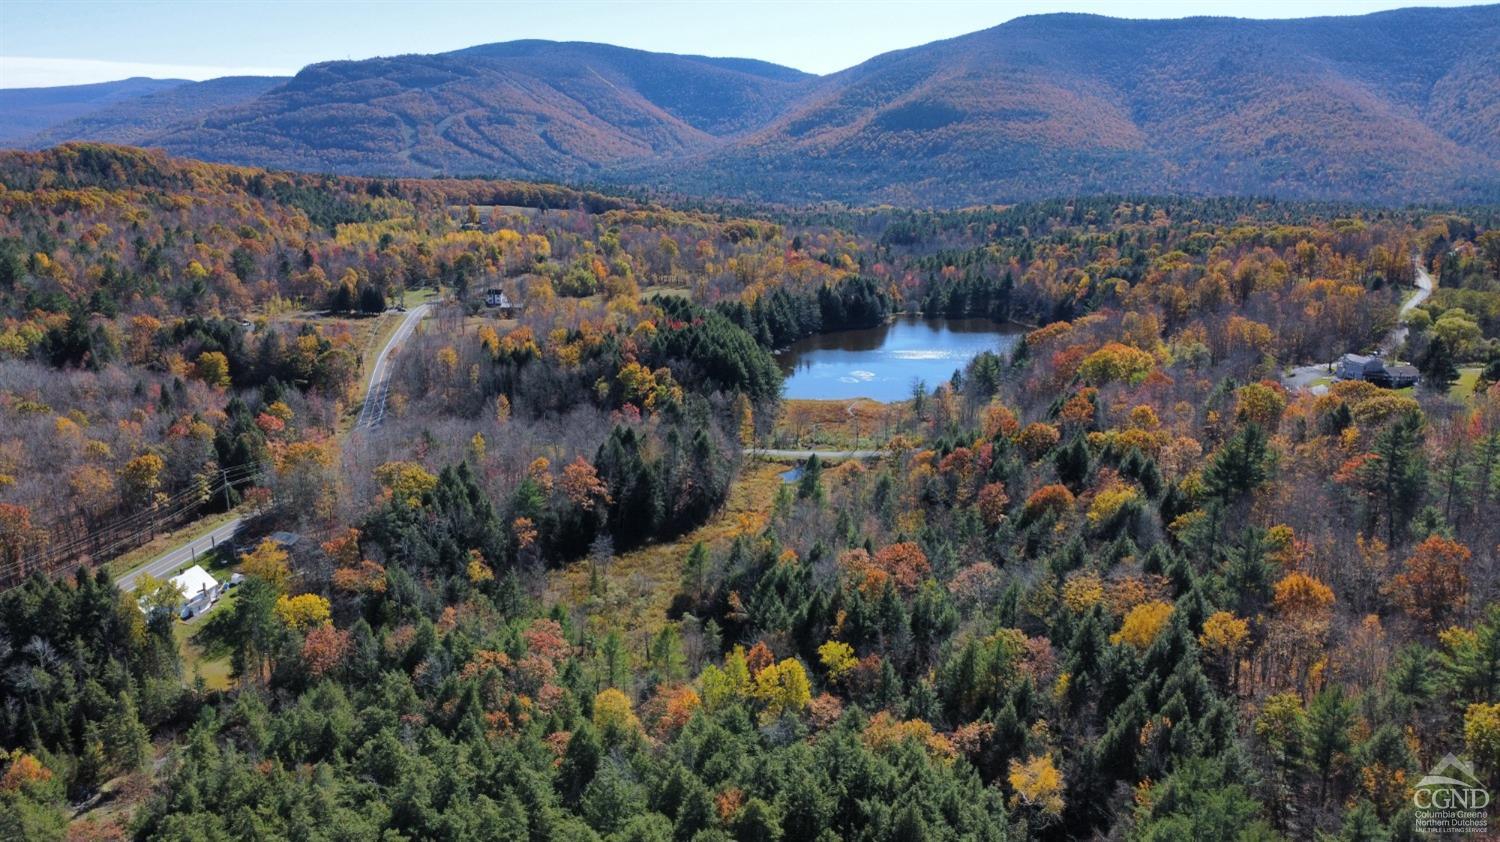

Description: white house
[171,565,221,619]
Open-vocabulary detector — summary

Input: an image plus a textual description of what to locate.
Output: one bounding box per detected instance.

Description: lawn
[545,461,786,647]
[402,286,440,308]
[174,589,237,691]
[1451,366,1483,401]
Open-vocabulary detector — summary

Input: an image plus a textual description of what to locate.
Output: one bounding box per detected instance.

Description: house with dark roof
[1337,353,1419,388]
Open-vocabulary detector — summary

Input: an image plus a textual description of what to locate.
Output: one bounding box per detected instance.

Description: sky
[0,0,1485,87]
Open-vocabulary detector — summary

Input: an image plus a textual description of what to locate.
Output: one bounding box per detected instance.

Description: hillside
[129,42,815,178]
[24,76,288,148]
[0,77,187,145]
[689,6,1500,204]
[2,5,1498,203]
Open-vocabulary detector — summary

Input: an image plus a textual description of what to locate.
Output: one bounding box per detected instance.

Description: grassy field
[403,286,440,308]
[772,398,907,449]
[1451,366,1484,401]
[174,591,236,691]
[545,461,787,644]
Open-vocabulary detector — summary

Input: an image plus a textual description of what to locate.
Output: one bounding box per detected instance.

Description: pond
[775,315,1025,402]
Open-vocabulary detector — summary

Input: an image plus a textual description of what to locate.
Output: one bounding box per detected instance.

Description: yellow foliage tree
[1061,573,1105,613]
[1199,610,1250,658]
[753,658,811,720]
[240,538,291,593]
[818,640,857,682]
[1466,702,1500,780]
[275,593,330,630]
[1111,601,1173,650]
[119,452,165,506]
[1273,571,1335,617]
[1078,342,1155,385]
[195,350,231,388]
[1086,483,1140,526]
[374,460,438,506]
[1008,753,1065,822]
[592,687,642,736]
[466,549,494,584]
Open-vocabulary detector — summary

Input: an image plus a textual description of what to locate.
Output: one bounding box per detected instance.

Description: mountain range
[4,5,1499,205]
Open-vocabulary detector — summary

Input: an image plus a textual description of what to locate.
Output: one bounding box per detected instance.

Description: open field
[1452,366,1484,401]
[771,398,907,449]
[545,461,786,644]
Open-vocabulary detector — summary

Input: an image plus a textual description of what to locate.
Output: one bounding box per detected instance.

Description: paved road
[356,304,431,430]
[746,448,885,460]
[117,517,243,592]
[1282,258,1433,393]
[118,305,433,592]
[1380,261,1434,356]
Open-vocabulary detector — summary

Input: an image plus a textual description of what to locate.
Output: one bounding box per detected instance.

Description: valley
[2,5,1500,839]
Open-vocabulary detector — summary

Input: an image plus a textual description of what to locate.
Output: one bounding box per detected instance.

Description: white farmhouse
[170,565,221,619]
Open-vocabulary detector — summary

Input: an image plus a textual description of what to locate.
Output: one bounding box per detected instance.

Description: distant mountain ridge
[0,78,188,145]
[25,76,288,148]
[4,5,1499,204]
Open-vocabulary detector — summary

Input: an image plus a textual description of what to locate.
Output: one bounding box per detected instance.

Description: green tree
[101,690,151,773]
[1354,410,1426,548]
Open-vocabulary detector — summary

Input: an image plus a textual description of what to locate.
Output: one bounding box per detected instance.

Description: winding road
[1381,261,1434,356]
[117,305,432,591]
[1282,258,1433,392]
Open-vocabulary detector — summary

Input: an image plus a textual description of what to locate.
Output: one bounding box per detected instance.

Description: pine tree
[102,690,151,774]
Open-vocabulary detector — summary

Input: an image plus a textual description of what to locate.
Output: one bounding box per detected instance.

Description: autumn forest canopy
[0,143,1499,841]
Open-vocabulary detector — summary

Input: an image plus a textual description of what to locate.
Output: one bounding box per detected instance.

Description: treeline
[1,569,180,839]
[715,275,893,348]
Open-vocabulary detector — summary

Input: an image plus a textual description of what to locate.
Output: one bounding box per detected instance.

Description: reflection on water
[775,316,1025,402]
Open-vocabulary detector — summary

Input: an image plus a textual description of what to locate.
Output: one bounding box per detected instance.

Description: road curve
[1381,261,1434,355]
[117,305,433,592]
[1283,258,1434,393]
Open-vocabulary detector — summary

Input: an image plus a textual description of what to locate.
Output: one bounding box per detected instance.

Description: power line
[0,464,265,585]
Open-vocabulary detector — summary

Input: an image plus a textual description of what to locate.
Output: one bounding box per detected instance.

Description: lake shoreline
[775,314,1026,402]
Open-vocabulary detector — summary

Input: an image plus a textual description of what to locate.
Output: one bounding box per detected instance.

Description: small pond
[775,315,1025,402]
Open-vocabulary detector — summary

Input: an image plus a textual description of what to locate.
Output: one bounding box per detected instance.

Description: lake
[775,315,1025,402]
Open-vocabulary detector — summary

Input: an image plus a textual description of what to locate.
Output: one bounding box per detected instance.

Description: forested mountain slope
[0,78,188,145]
[92,42,815,178]
[4,6,1498,203]
[697,6,1500,204]
[23,76,288,148]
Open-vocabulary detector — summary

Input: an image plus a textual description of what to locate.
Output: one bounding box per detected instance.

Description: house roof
[270,531,301,547]
[170,565,219,598]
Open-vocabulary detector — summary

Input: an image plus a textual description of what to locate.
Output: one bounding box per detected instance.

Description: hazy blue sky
[0,0,1482,87]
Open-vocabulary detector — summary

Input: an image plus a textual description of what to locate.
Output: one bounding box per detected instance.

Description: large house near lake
[1337,353,1420,388]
